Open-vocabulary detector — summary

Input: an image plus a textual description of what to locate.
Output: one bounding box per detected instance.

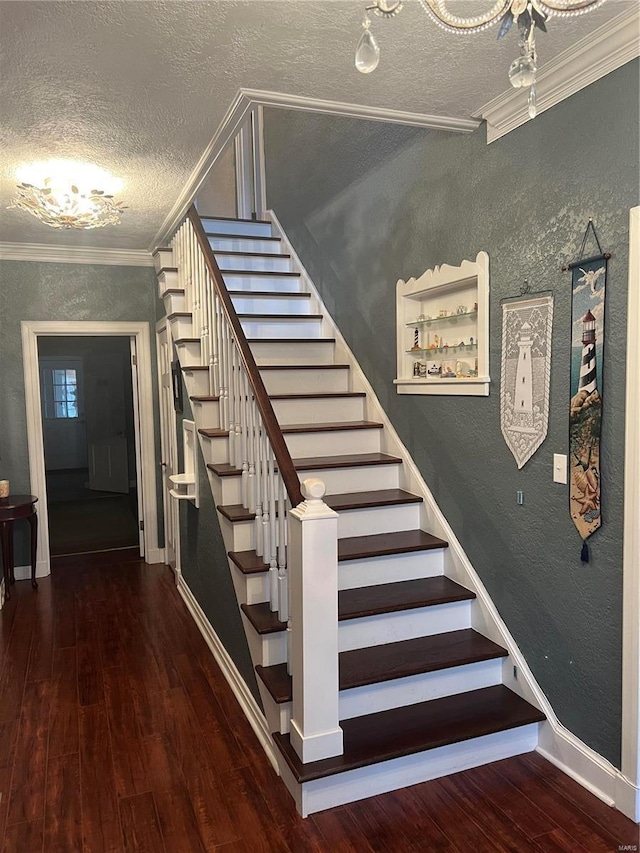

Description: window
[42,368,78,419]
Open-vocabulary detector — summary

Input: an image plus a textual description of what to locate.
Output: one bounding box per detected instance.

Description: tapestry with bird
[568,229,608,563]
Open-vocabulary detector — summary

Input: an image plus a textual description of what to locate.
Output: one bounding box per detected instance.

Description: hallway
[0,554,636,852]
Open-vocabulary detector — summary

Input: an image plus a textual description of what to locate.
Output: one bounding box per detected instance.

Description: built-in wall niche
[169,419,199,507]
[395,251,490,396]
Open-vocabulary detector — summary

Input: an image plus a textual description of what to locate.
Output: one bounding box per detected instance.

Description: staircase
[157,211,545,817]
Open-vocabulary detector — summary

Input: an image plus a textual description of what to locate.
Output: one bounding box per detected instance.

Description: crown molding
[150,89,481,251]
[478,4,640,143]
[0,242,154,266]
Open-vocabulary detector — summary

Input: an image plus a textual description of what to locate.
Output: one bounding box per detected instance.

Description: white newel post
[289,478,343,763]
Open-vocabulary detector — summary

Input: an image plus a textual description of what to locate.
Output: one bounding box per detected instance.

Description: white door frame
[620,206,640,822]
[21,320,162,574]
[155,317,181,580]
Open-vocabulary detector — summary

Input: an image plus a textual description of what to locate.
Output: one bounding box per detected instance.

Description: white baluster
[240,370,249,508]
[262,434,276,609]
[253,408,264,557]
[247,384,256,514]
[268,443,278,608]
[277,475,288,624]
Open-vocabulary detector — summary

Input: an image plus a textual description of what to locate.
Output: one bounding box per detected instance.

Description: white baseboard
[146,547,166,565]
[13,560,50,580]
[176,575,279,775]
[539,721,640,824]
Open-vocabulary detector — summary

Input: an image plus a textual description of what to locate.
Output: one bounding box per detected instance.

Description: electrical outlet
[553,453,568,484]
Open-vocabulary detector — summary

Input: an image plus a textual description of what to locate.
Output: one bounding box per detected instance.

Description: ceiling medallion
[355,0,607,117]
[9,160,126,229]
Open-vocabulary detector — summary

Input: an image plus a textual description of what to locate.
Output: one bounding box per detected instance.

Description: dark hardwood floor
[0,551,636,851]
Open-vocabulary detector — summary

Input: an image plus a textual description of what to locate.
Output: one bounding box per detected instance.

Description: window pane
[67,401,78,418]
[53,369,66,383]
[54,386,66,402]
[54,401,66,418]
[65,369,77,382]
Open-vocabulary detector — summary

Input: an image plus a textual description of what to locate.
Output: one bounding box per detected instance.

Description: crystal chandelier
[9,160,126,229]
[355,0,607,118]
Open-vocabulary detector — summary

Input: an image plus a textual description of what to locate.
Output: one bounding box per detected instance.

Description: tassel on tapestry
[500,287,553,469]
[564,220,610,562]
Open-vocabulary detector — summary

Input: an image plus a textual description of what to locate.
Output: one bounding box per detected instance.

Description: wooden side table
[0,495,38,602]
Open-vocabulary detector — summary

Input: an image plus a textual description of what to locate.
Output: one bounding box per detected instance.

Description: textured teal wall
[175,389,260,704]
[0,260,162,563]
[263,60,640,767]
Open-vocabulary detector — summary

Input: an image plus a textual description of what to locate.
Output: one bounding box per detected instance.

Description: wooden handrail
[187,206,304,506]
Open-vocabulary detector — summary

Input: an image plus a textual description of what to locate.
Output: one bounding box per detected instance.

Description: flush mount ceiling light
[355,0,607,118]
[9,159,126,229]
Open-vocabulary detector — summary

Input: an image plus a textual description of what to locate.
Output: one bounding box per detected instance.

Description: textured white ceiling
[0,0,628,250]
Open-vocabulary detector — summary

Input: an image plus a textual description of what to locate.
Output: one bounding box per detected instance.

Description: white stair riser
[163,292,185,314]
[199,434,227,465]
[240,318,323,339]
[338,601,471,652]
[209,237,282,254]
[297,463,400,495]
[219,515,254,552]
[157,269,178,292]
[259,685,291,735]
[231,295,312,316]
[243,617,287,667]
[182,370,210,397]
[262,658,503,736]
[204,219,273,237]
[190,400,219,424]
[215,253,293,273]
[272,396,365,423]
[208,470,242,506]
[229,563,269,606]
[336,502,422,538]
[250,340,336,366]
[223,274,302,293]
[339,549,444,590]
[284,724,541,817]
[154,249,173,273]
[261,369,349,395]
[169,316,192,339]
[283,429,381,458]
[175,341,200,363]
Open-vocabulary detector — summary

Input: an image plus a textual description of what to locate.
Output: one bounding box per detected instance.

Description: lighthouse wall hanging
[565,220,609,563]
[500,287,554,469]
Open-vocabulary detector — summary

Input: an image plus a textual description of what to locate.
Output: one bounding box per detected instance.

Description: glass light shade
[9,160,126,229]
[355,27,380,73]
[508,52,537,88]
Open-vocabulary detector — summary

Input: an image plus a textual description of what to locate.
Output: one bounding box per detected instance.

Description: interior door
[157,321,180,576]
[39,357,87,471]
[85,352,130,493]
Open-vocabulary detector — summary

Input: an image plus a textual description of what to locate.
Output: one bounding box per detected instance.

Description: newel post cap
[302,477,326,502]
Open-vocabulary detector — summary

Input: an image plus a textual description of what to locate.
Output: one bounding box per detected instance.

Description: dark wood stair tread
[274,685,545,783]
[198,428,228,438]
[218,505,255,523]
[257,627,506,703]
[325,489,422,512]
[259,364,349,371]
[208,453,401,479]
[190,395,219,402]
[181,365,208,372]
[228,550,269,574]
[339,529,447,562]
[206,232,281,241]
[224,271,301,278]
[293,452,401,472]
[249,338,336,344]
[200,215,272,224]
[269,392,366,400]
[237,313,323,320]
[240,602,286,634]
[338,576,473,621]
[214,250,291,259]
[280,421,382,434]
[228,290,308,298]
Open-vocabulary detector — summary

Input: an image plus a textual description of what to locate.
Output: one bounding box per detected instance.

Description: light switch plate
[553,453,568,484]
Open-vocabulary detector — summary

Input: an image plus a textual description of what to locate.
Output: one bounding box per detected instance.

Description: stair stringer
[267,209,554,729]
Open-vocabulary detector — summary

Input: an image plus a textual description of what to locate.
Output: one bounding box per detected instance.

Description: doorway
[38,336,140,557]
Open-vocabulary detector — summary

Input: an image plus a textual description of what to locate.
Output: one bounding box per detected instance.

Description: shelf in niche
[406,310,477,327]
[406,344,478,356]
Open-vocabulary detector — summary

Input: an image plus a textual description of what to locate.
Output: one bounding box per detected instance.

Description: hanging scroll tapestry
[569,248,607,560]
[501,294,553,469]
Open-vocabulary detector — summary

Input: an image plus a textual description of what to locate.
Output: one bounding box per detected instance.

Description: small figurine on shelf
[473,302,478,312]
[440,360,456,378]
[411,328,420,350]
[419,362,428,377]
[417,314,426,323]
[427,362,441,376]
[456,305,467,315]
[469,336,474,347]
[439,309,448,318]
[432,334,440,349]
[413,360,420,377]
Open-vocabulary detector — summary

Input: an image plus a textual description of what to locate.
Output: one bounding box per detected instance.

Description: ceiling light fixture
[9,159,126,229]
[355,0,607,118]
